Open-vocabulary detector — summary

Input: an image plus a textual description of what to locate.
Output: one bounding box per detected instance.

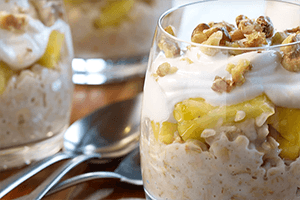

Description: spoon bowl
[0,93,142,199]
[64,93,142,155]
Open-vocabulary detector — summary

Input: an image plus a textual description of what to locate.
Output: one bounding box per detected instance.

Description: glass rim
[158,0,300,51]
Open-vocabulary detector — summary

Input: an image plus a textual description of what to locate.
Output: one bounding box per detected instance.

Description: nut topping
[158,25,180,58]
[243,31,267,47]
[0,12,27,32]
[211,76,234,93]
[281,49,300,72]
[191,23,210,44]
[226,59,252,86]
[200,31,223,56]
[256,16,274,38]
[156,62,178,77]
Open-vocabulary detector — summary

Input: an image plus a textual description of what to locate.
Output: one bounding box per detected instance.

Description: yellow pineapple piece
[177,94,274,141]
[94,0,135,28]
[269,107,300,159]
[275,134,300,160]
[0,61,14,94]
[269,107,300,143]
[38,30,65,69]
[151,121,177,144]
[63,0,85,5]
[173,98,216,122]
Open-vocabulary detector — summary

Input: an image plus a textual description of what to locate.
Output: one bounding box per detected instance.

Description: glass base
[0,131,64,171]
[72,55,148,85]
[144,188,159,200]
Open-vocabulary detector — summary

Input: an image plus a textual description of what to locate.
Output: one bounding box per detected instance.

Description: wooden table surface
[0,76,145,200]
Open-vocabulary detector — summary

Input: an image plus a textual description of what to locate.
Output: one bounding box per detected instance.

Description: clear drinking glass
[140,1,300,199]
[0,0,74,171]
[64,0,172,85]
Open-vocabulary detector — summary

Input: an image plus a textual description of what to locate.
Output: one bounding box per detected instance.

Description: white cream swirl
[143,48,300,122]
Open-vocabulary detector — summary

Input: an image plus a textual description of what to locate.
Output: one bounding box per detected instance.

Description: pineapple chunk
[275,134,300,160]
[151,121,177,144]
[38,30,65,69]
[0,61,14,95]
[269,107,300,160]
[177,94,274,141]
[94,0,135,28]
[174,98,216,122]
[63,0,85,5]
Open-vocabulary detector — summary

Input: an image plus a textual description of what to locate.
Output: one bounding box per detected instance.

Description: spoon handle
[14,153,101,200]
[47,171,123,195]
[0,152,73,199]
[46,171,143,196]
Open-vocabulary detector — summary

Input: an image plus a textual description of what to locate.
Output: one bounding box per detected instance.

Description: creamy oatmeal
[141,11,300,200]
[0,0,73,169]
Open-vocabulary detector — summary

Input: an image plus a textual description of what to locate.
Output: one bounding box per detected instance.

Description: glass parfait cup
[64,0,172,85]
[140,0,300,199]
[0,0,74,171]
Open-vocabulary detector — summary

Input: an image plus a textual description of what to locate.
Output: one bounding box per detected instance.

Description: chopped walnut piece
[230,29,245,41]
[180,57,193,64]
[282,49,300,72]
[238,18,262,35]
[204,26,231,45]
[200,31,223,56]
[236,15,249,27]
[191,23,210,44]
[226,59,252,86]
[158,25,180,58]
[280,32,300,72]
[211,76,234,93]
[225,41,246,55]
[209,21,236,32]
[158,39,180,58]
[285,26,300,34]
[243,31,267,47]
[186,45,193,51]
[256,16,274,38]
[164,25,176,36]
[156,62,178,77]
[0,12,28,32]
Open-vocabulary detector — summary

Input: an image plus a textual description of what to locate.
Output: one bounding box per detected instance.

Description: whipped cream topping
[143,47,300,122]
[0,0,73,70]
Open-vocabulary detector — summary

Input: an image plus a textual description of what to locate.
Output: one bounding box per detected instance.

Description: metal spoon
[0,93,142,199]
[45,146,142,197]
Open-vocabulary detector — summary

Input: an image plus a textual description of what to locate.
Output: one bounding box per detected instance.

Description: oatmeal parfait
[64,0,172,84]
[141,1,300,199]
[64,0,172,59]
[0,0,73,170]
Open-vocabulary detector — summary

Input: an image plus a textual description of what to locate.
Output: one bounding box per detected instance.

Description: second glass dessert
[0,0,74,171]
[64,0,172,85]
[141,0,300,199]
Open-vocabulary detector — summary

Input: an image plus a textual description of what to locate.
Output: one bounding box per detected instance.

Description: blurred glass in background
[64,0,172,85]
